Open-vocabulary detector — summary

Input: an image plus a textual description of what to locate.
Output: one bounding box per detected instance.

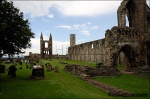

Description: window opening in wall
[45,42,48,48]
[91,44,93,49]
[125,15,129,27]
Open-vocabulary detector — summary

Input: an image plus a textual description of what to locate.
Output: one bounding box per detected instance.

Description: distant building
[26,33,53,60]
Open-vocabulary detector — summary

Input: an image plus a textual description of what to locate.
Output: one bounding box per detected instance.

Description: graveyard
[0,0,150,98]
[0,59,149,99]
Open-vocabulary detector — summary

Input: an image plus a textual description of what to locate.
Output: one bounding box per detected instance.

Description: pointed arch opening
[45,42,48,48]
[125,14,129,27]
[126,0,138,27]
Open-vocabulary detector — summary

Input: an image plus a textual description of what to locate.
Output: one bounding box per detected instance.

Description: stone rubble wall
[64,64,134,97]
[64,64,121,77]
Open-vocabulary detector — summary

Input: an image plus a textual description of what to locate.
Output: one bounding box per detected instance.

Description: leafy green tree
[0,0,35,58]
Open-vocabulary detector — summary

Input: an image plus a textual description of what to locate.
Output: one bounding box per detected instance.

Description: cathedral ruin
[40,33,52,59]
[68,0,150,71]
[27,33,53,59]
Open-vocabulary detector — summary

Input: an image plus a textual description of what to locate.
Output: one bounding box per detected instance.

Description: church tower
[70,34,76,47]
[40,32,44,59]
[40,33,53,59]
[49,33,52,59]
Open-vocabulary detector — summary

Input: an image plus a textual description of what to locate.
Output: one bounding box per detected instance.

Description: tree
[0,0,35,58]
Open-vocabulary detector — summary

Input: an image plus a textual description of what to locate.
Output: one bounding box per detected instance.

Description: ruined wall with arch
[68,0,150,71]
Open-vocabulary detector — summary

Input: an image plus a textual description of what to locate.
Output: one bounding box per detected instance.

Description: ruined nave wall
[68,39,105,63]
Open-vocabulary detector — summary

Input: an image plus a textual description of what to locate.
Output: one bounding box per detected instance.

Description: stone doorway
[111,44,138,71]
[118,45,138,71]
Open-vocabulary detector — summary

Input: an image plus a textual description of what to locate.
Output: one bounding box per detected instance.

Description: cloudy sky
[11,0,150,56]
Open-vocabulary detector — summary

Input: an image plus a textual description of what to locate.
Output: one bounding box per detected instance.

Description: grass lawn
[93,74,150,98]
[0,59,149,99]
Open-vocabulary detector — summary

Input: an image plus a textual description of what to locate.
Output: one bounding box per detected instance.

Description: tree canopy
[0,0,35,58]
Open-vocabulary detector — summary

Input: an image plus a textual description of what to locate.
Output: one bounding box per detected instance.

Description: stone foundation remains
[64,64,121,77]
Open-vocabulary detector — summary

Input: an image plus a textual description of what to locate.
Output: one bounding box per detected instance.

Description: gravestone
[0,65,5,73]
[54,66,58,72]
[26,65,28,69]
[47,64,52,71]
[30,66,45,79]
[8,65,17,77]
[5,59,10,64]
[13,59,16,65]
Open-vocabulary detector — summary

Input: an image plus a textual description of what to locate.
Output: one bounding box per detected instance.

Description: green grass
[0,59,149,99]
[117,64,126,70]
[0,59,108,99]
[93,74,150,98]
[58,59,97,68]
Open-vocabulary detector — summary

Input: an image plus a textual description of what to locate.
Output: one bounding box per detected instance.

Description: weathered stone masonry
[68,39,105,63]
[68,0,150,71]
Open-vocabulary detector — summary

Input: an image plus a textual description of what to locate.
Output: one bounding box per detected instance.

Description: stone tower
[40,33,52,59]
[70,34,76,47]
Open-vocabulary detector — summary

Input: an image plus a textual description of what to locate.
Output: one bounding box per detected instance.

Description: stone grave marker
[47,64,52,71]
[13,59,16,65]
[0,65,5,73]
[54,66,58,72]
[8,65,17,77]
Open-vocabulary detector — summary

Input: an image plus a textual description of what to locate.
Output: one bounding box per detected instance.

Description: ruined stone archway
[111,44,138,71]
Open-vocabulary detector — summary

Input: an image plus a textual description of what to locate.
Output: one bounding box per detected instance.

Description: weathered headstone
[13,59,16,65]
[54,66,58,72]
[30,66,45,79]
[47,64,52,71]
[5,59,10,64]
[26,65,28,69]
[8,65,17,77]
[0,65,5,73]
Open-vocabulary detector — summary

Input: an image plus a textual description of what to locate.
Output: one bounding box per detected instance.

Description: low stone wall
[64,64,121,77]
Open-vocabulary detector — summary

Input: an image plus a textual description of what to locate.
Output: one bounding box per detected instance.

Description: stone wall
[29,52,41,59]
[68,39,105,63]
